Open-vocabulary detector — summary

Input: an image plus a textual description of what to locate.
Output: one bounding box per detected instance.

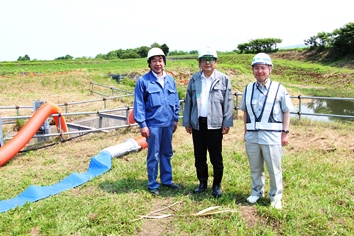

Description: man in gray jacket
[182,46,234,198]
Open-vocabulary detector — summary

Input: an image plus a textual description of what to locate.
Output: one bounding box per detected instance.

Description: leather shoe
[162,183,180,190]
[149,189,159,196]
[212,185,222,198]
[193,182,207,194]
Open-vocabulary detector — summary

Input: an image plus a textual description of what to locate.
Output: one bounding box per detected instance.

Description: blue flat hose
[0,150,112,213]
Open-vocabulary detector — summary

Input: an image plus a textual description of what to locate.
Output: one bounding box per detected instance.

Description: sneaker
[247,195,261,204]
[149,189,159,196]
[161,183,180,190]
[271,199,282,209]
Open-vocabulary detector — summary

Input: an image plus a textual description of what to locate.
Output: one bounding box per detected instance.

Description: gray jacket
[182,69,234,130]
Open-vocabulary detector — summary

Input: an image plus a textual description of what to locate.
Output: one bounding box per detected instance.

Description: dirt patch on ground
[136,199,185,236]
[288,124,354,154]
[238,205,266,228]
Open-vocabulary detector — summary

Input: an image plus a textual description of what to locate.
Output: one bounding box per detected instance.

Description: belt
[199,117,207,123]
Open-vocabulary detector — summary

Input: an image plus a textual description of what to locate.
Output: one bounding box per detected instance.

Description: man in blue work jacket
[134,47,180,196]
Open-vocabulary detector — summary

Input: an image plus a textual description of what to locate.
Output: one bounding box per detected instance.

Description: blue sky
[0,0,352,61]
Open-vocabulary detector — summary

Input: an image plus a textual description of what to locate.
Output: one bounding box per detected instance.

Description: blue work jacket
[134,71,180,128]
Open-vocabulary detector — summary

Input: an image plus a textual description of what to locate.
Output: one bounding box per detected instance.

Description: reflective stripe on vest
[245,81,282,131]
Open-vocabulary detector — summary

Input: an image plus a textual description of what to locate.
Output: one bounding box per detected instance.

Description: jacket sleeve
[173,79,180,122]
[223,77,234,127]
[133,77,147,128]
[182,79,193,127]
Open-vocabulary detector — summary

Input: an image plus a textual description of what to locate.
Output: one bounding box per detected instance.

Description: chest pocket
[167,88,176,107]
[211,82,226,102]
[146,86,161,107]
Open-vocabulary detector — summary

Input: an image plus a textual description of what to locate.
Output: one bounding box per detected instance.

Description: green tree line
[303,22,354,59]
[16,22,353,61]
[237,38,282,54]
[95,42,169,60]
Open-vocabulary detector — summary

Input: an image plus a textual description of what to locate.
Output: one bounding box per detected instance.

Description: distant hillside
[279,44,306,49]
[274,49,354,69]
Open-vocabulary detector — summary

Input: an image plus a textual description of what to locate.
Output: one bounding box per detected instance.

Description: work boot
[193,181,207,194]
[162,183,180,190]
[149,189,159,196]
[212,185,222,198]
[193,167,208,194]
[212,169,223,198]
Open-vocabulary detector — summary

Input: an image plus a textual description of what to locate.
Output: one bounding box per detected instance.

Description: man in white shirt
[183,46,234,198]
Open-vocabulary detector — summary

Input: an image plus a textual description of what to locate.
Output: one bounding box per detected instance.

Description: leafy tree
[93,43,170,60]
[137,46,150,58]
[55,54,73,60]
[120,52,140,59]
[17,54,30,61]
[304,22,354,58]
[317,32,330,48]
[169,50,190,56]
[150,42,161,48]
[331,22,354,56]
[237,38,282,54]
[304,32,331,50]
[104,50,119,60]
[160,44,169,56]
[304,36,319,49]
[95,54,103,59]
[237,43,251,54]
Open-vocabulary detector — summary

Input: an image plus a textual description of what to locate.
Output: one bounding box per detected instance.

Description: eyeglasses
[200,57,216,63]
[253,65,270,71]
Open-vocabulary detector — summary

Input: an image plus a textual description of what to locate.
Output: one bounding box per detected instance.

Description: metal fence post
[235,92,239,116]
[64,103,68,113]
[298,95,302,120]
[34,100,50,142]
[99,113,103,129]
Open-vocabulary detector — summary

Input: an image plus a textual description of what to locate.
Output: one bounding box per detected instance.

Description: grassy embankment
[0,51,353,235]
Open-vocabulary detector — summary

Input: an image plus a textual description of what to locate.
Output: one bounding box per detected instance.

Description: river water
[291,98,354,122]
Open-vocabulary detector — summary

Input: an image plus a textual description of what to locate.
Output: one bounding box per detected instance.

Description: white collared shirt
[152,70,166,88]
[199,71,214,117]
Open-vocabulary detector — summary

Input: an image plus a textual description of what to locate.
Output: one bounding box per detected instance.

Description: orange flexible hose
[134,136,148,149]
[0,102,67,167]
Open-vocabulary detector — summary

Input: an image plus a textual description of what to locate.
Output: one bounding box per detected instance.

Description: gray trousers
[245,142,284,202]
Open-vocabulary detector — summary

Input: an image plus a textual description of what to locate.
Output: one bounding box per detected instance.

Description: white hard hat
[147,47,166,66]
[251,53,273,66]
[198,46,217,59]
[147,48,165,60]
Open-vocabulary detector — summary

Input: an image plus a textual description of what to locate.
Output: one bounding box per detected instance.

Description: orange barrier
[128,109,147,149]
[128,109,135,125]
[0,102,68,167]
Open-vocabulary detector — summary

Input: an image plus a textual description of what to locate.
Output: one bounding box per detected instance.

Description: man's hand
[281,132,289,146]
[140,127,150,138]
[222,127,230,134]
[173,121,178,133]
[185,127,192,134]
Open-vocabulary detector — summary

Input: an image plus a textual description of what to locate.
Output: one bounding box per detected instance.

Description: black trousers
[192,117,224,171]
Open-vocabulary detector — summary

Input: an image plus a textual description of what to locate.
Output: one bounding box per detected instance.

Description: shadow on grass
[98,178,271,207]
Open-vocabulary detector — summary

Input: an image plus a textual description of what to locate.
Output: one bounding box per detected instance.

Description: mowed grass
[0,54,354,235]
